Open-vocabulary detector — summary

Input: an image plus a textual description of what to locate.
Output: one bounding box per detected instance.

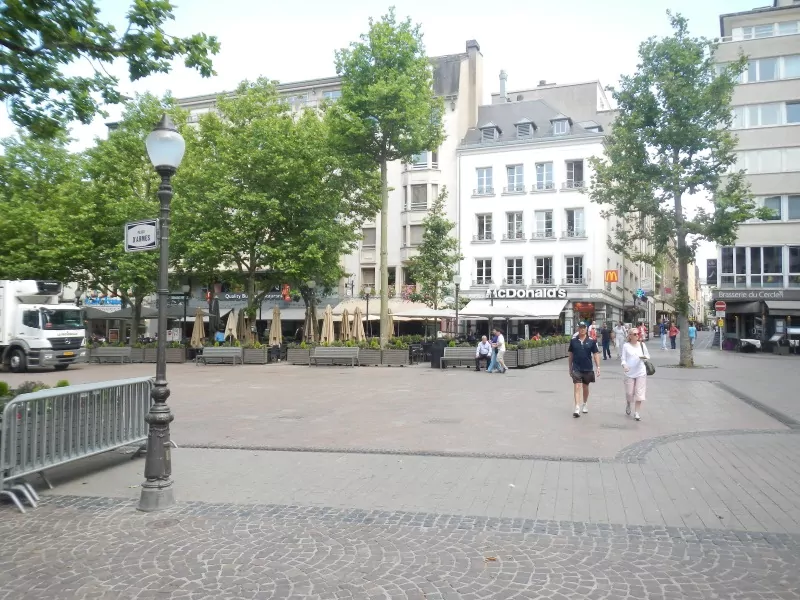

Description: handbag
[641,344,655,376]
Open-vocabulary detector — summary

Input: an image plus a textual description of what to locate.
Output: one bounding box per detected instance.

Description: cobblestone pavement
[1,496,798,600]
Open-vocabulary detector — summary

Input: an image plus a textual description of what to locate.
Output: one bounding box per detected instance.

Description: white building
[455,76,655,336]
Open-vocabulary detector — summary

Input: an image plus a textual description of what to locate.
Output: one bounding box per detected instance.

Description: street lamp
[306,280,316,342]
[453,274,462,339]
[182,284,191,342]
[489,282,497,307]
[364,286,372,338]
[139,114,185,512]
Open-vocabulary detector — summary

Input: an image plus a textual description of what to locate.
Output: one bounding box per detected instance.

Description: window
[790,247,800,287]
[565,160,584,188]
[322,90,342,101]
[506,258,523,284]
[535,162,554,190]
[362,228,376,248]
[411,152,427,168]
[410,184,427,210]
[789,195,800,219]
[476,214,493,241]
[738,148,800,173]
[506,212,524,240]
[534,210,554,238]
[516,123,534,139]
[361,268,376,286]
[564,208,585,237]
[787,102,800,124]
[565,256,584,284]
[733,21,800,40]
[22,310,40,329]
[476,167,493,194]
[409,225,424,246]
[764,196,782,220]
[786,56,800,78]
[535,257,553,284]
[763,247,783,287]
[481,127,498,142]
[553,119,569,135]
[475,259,493,285]
[506,164,524,192]
[721,247,734,286]
[750,57,778,81]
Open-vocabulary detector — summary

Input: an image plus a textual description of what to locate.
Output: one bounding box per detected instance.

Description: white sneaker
[573,406,581,418]
[634,412,641,421]
[582,403,588,414]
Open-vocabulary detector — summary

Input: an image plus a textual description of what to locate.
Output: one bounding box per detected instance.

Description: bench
[196,347,243,366]
[91,347,132,364]
[310,346,359,367]
[440,347,477,369]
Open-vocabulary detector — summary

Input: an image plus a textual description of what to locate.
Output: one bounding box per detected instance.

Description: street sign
[714,300,727,312]
[641,277,652,291]
[124,219,158,252]
[716,310,726,318]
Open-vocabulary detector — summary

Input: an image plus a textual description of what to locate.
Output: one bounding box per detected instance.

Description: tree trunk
[379,159,389,349]
[673,190,694,368]
[246,268,257,345]
[130,298,142,347]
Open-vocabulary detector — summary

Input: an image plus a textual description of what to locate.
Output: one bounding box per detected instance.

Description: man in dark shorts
[568,321,601,418]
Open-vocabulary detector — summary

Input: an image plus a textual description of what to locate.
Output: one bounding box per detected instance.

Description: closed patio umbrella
[236,309,250,344]
[320,304,335,344]
[339,308,351,341]
[224,308,238,342]
[269,306,282,345]
[387,308,395,339]
[190,307,205,349]
[352,306,366,342]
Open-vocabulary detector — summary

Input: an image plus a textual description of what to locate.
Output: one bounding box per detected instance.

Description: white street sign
[125,219,159,252]
[641,278,652,291]
[716,310,726,318]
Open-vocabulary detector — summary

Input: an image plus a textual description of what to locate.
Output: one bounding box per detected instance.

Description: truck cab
[0,280,88,372]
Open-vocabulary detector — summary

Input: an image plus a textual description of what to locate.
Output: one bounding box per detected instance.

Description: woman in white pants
[620,328,650,421]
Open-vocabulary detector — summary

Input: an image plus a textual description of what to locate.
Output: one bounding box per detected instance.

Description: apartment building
[712,0,800,341]
[456,74,654,336]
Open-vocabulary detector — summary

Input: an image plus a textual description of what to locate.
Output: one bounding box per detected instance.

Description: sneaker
[573,407,581,418]
[582,403,588,414]
[626,401,631,416]
[634,412,641,421]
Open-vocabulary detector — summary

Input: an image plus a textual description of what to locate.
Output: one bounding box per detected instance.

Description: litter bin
[429,339,448,368]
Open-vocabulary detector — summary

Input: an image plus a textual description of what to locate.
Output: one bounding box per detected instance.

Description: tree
[0,0,219,137]
[406,187,462,314]
[173,78,380,333]
[587,12,764,367]
[329,7,444,348]
[0,133,94,281]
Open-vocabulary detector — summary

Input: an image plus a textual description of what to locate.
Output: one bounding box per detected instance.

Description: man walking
[600,322,612,360]
[660,319,668,350]
[568,322,601,418]
[688,321,697,348]
[613,321,627,358]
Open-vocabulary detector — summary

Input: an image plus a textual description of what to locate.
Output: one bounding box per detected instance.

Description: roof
[461,99,604,146]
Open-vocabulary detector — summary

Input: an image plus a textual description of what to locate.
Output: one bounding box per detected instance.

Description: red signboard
[714,300,727,312]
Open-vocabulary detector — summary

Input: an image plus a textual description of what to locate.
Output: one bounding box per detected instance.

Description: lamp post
[139,114,185,512]
[182,284,190,342]
[364,286,372,338]
[489,282,497,307]
[453,274,462,339]
[306,280,316,342]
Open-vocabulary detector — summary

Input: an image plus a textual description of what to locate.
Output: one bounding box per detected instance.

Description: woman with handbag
[620,328,653,421]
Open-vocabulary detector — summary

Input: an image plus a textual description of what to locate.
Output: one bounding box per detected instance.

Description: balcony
[472,233,495,243]
[531,182,556,193]
[472,187,495,197]
[502,184,526,195]
[562,180,585,190]
[472,279,494,287]
[532,277,554,285]
[502,231,526,242]
[531,230,555,241]
[503,277,525,286]
[561,229,587,239]
[404,203,428,212]
[563,277,587,286]
[360,245,377,264]
[400,246,419,261]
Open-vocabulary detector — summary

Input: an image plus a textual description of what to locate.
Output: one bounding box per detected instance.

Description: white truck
[0,280,88,372]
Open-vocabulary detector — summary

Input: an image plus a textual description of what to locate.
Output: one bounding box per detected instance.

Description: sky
[1,0,761,279]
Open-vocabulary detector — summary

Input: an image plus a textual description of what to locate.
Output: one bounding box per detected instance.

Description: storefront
[713,289,800,343]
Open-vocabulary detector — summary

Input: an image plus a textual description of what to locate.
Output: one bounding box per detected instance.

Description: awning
[332,298,432,316]
[725,301,762,315]
[279,308,319,321]
[460,299,567,319]
[766,300,800,317]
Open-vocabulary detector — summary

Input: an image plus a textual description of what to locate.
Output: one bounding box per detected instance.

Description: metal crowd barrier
[0,377,153,513]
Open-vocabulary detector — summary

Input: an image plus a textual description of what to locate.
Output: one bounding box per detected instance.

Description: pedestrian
[494,328,508,373]
[688,321,697,348]
[620,327,650,421]
[487,330,499,373]
[613,321,627,358]
[600,322,612,360]
[669,322,678,350]
[475,335,492,371]
[567,322,601,418]
[589,320,598,342]
[660,319,668,350]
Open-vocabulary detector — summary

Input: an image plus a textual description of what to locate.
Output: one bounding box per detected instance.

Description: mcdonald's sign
[604,270,619,283]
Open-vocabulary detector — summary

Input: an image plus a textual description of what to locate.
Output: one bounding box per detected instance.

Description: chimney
[499,70,508,101]
[538,80,547,86]
[465,40,482,127]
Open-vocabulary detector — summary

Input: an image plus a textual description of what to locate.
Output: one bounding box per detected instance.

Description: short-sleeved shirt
[688,326,697,338]
[569,335,599,372]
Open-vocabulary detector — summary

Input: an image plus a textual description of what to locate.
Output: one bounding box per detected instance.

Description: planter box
[130,348,145,363]
[143,348,157,363]
[243,348,270,364]
[773,345,790,356]
[287,348,310,365]
[381,349,409,366]
[504,350,518,368]
[166,348,186,363]
[532,348,541,365]
[547,346,554,361]
[518,348,532,367]
[358,348,381,366]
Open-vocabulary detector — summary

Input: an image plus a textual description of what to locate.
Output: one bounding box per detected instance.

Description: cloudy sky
[2,0,760,277]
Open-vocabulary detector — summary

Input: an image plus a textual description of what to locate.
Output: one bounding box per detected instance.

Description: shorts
[571,370,595,385]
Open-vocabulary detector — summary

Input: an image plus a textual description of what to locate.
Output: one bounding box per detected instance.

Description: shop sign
[486,287,568,299]
[714,289,800,301]
[604,270,619,283]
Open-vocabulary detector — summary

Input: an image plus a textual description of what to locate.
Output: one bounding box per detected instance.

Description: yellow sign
[717,318,724,328]
[604,269,619,283]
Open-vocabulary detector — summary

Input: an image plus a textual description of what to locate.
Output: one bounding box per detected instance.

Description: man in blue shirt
[660,320,668,350]
[688,322,697,348]
[568,322,601,418]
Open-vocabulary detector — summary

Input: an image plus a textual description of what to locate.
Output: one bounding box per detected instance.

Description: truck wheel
[9,348,27,373]
[54,364,69,371]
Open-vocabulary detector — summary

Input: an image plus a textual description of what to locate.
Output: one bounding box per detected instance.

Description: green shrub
[448,340,456,347]
[55,380,70,388]
[0,381,10,398]
[13,381,49,396]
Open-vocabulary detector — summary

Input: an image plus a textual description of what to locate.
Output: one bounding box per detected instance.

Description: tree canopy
[0,0,219,137]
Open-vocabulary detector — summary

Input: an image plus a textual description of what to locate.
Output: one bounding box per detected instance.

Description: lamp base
[138,480,175,512]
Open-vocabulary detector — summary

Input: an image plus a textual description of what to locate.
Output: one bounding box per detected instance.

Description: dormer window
[515,118,536,139]
[550,113,572,135]
[585,126,602,133]
[479,122,501,142]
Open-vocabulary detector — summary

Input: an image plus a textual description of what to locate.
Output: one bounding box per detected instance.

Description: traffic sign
[716,310,726,318]
[125,219,159,252]
[714,300,727,312]
[641,278,652,291]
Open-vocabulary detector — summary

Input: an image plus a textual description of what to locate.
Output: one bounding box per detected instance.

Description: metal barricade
[0,377,153,512]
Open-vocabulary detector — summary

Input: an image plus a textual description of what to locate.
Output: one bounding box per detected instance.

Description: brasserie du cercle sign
[486,287,568,299]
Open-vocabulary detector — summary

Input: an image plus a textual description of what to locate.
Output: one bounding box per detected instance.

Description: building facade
[712,0,800,341]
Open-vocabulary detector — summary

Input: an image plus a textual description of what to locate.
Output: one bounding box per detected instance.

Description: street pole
[365,287,372,338]
[139,114,184,512]
[182,284,190,342]
[453,274,462,339]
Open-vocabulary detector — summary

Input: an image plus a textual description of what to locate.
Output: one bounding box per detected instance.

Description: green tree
[0,133,93,281]
[82,93,184,344]
[0,0,219,137]
[173,78,379,332]
[329,7,444,348]
[406,187,462,314]
[587,12,762,367]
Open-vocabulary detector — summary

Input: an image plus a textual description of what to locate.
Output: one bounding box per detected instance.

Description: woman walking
[620,328,650,421]
[669,322,678,350]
